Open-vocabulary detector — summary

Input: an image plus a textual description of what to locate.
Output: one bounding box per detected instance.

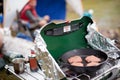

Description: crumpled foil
[34,30,65,80]
[85,24,120,59]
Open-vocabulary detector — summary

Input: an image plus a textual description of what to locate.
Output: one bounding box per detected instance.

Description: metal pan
[60,48,108,75]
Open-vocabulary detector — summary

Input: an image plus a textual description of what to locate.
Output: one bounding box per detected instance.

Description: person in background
[20,0,50,28]
[18,0,50,40]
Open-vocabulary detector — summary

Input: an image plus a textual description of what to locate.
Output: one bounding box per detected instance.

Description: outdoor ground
[67,0,120,28]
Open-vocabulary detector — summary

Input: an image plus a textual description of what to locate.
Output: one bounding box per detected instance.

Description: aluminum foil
[85,24,120,59]
[34,30,65,80]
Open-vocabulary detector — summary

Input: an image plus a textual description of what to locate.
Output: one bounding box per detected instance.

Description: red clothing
[0,53,3,58]
[20,3,38,22]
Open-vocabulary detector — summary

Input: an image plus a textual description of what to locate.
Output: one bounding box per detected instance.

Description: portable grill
[38,16,120,80]
[60,55,120,80]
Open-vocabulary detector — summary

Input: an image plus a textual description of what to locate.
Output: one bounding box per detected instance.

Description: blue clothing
[16,32,33,42]
[0,14,3,23]
[36,0,66,20]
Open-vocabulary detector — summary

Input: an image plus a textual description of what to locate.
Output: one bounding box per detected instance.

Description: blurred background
[67,0,120,45]
[2,0,120,42]
[0,0,120,79]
